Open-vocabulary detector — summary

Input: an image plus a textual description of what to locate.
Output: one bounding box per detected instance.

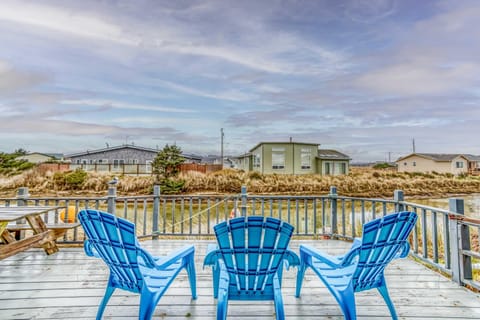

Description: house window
[253,154,261,168]
[456,161,464,168]
[113,159,125,169]
[81,159,87,164]
[325,162,331,175]
[404,162,407,166]
[340,163,346,174]
[98,159,108,164]
[89,159,94,164]
[301,148,311,169]
[132,159,139,165]
[76,159,80,164]
[146,160,153,173]
[272,147,285,169]
[413,161,416,167]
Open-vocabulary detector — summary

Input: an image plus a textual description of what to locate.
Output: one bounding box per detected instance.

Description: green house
[234,142,350,175]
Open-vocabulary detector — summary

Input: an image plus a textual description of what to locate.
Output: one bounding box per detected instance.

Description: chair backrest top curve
[79,209,144,292]
[352,211,417,292]
[214,216,294,293]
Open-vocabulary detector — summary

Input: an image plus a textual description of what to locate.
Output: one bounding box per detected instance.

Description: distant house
[234,142,350,175]
[65,144,201,174]
[395,153,480,175]
[15,152,63,164]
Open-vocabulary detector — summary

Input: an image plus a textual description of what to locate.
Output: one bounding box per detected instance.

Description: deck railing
[1,185,478,290]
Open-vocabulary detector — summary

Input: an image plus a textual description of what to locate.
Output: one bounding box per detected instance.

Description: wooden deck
[0,240,479,319]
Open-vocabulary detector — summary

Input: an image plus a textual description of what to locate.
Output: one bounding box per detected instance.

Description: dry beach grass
[1,166,480,198]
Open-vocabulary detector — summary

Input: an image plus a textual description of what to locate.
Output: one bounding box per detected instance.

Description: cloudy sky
[0,0,479,162]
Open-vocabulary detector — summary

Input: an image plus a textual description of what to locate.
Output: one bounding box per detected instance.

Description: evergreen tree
[152,144,186,193]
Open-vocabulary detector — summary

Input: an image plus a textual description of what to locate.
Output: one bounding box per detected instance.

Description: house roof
[249,141,319,152]
[317,149,351,160]
[396,153,472,162]
[65,144,201,161]
[26,152,54,158]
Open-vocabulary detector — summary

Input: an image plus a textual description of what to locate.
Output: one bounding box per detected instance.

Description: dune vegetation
[1,166,480,198]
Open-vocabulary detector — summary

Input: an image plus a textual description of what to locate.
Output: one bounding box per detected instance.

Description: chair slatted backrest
[352,211,417,292]
[79,210,144,292]
[214,216,294,295]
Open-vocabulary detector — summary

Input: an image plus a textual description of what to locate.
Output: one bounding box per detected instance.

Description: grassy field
[1,166,480,198]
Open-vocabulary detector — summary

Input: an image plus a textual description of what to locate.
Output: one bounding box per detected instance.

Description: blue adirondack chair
[296,211,418,320]
[204,216,299,320]
[78,209,197,320]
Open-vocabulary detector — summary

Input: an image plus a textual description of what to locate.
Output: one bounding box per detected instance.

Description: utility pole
[220,128,224,169]
[412,138,416,153]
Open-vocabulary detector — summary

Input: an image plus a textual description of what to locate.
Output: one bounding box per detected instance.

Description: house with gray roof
[395,153,480,175]
[234,142,350,175]
[65,144,201,174]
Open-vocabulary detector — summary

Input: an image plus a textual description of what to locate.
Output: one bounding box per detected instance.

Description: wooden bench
[7,223,80,240]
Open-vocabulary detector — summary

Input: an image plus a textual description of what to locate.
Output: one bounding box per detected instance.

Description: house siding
[317,159,349,175]
[251,143,318,175]
[69,148,156,165]
[397,154,468,175]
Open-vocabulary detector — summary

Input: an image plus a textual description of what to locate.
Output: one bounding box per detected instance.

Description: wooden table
[0,206,62,259]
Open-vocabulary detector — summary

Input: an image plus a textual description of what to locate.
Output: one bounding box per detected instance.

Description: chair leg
[377,285,398,320]
[335,289,356,320]
[295,262,307,298]
[273,275,285,320]
[139,290,162,320]
[96,284,116,320]
[217,287,228,320]
[186,255,198,299]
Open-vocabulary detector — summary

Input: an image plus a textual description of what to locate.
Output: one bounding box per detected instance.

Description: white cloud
[0,0,138,46]
[355,62,479,95]
[61,99,194,113]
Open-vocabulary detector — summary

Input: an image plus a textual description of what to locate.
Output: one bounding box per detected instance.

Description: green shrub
[160,178,185,194]
[65,169,87,188]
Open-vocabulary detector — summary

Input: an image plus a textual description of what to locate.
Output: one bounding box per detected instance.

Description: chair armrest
[83,239,101,258]
[203,243,222,268]
[299,244,342,268]
[351,237,362,250]
[283,249,300,270]
[395,241,411,259]
[153,245,195,269]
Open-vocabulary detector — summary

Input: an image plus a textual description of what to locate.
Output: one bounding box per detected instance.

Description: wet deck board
[0,240,479,319]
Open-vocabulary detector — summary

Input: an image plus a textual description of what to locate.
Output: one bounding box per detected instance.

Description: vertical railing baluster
[172,198,176,234]
[443,212,450,269]
[152,185,160,239]
[341,198,346,237]
[295,198,299,235]
[304,198,308,235]
[351,199,355,238]
[422,208,428,259]
[198,198,202,235]
[143,199,147,236]
[163,198,167,234]
[207,198,210,234]
[287,199,291,224]
[181,198,185,234]
[189,198,193,234]
[432,211,438,263]
[322,198,326,235]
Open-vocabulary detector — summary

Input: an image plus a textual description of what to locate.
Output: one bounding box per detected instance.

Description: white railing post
[241,186,247,217]
[107,186,117,215]
[394,190,404,212]
[449,198,472,285]
[329,186,338,237]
